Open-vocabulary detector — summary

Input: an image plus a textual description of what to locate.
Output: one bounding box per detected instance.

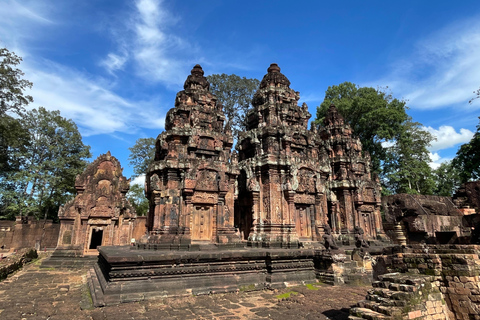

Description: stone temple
[86,64,387,306]
[145,63,384,247]
[84,65,480,320]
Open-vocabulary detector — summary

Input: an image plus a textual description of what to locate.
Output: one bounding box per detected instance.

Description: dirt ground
[0,253,369,320]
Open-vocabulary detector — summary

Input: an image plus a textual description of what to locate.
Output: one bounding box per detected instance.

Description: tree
[128,137,156,176]
[383,119,435,195]
[470,87,480,104]
[432,161,461,196]
[207,74,259,139]
[315,82,409,175]
[0,47,33,181]
[0,107,91,220]
[453,117,480,183]
[0,47,33,116]
[126,184,148,216]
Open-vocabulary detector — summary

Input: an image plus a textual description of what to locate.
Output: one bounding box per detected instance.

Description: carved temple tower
[236,64,329,246]
[319,104,384,239]
[145,65,239,244]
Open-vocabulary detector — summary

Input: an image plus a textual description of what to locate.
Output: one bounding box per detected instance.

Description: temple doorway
[192,205,212,241]
[89,228,103,249]
[295,204,312,238]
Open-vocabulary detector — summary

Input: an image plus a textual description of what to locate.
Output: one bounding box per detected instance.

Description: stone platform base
[88,246,319,306]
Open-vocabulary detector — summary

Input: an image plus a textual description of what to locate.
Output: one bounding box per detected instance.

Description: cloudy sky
[1,0,479,184]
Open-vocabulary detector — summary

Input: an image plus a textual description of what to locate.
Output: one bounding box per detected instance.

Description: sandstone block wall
[0,218,59,250]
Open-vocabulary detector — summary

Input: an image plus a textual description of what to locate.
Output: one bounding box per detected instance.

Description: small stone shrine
[236,63,329,246]
[145,64,239,245]
[57,152,141,255]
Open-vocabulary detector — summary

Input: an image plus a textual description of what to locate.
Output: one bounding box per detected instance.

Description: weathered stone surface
[57,152,144,255]
[0,254,370,320]
[383,194,471,245]
[145,65,239,245]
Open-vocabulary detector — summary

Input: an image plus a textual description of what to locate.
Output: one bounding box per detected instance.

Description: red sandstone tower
[145,65,239,244]
[236,64,329,247]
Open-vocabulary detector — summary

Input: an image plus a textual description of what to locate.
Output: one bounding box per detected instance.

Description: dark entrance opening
[89,228,103,249]
[435,231,457,244]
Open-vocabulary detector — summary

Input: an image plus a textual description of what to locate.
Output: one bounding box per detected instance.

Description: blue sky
[1,0,480,185]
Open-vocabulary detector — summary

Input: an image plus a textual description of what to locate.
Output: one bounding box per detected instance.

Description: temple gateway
[145,63,385,247]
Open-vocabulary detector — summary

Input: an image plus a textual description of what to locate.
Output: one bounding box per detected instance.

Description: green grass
[276,291,298,299]
[305,283,319,290]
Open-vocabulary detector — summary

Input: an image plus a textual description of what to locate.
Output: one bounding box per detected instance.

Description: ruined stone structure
[236,64,383,246]
[350,245,480,320]
[57,152,145,255]
[383,194,471,245]
[319,104,384,240]
[145,65,239,244]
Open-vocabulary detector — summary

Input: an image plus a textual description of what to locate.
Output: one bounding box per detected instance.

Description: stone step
[388,282,418,292]
[348,315,365,320]
[41,255,97,269]
[372,280,390,288]
[356,300,402,317]
[350,307,389,320]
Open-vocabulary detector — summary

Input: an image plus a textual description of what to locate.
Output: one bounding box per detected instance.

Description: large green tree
[315,82,409,175]
[207,74,259,139]
[126,184,148,216]
[0,107,91,220]
[432,161,461,196]
[0,47,32,180]
[453,117,480,183]
[128,137,156,176]
[127,138,155,217]
[383,119,435,195]
[0,47,33,116]
[315,82,438,195]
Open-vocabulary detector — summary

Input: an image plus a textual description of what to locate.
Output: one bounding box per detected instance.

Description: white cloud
[428,152,454,170]
[428,152,442,170]
[424,125,474,152]
[0,0,54,52]
[0,1,167,137]
[101,53,129,74]
[131,174,146,186]
[101,0,195,86]
[371,16,480,110]
[23,60,166,136]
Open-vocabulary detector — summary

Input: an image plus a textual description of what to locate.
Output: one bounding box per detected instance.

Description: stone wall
[0,217,59,250]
